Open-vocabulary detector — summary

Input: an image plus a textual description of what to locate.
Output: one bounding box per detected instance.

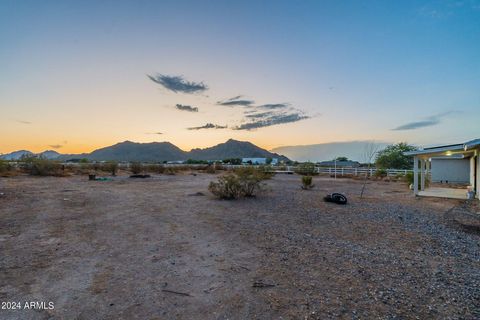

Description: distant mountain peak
[58,139,289,162]
[3,139,290,162]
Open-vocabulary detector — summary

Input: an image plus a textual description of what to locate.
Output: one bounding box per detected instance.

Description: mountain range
[0,150,61,160]
[1,139,288,162]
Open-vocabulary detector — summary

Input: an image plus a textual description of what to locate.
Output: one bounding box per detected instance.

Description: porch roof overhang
[464,138,480,150]
[404,138,480,158]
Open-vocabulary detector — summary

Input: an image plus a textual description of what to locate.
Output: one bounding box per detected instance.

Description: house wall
[431,158,470,183]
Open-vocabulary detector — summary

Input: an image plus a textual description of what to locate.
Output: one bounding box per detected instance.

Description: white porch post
[413,156,419,196]
[470,156,476,187]
[477,152,480,199]
[420,158,426,191]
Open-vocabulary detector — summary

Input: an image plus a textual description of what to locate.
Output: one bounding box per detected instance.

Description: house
[404,138,479,200]
[242,158,278,165]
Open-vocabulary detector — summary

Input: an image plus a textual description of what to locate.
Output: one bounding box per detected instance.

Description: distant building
[242,158,278,165]
[318,160,360,167]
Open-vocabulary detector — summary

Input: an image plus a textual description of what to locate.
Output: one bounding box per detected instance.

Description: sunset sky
[1,0,479,154]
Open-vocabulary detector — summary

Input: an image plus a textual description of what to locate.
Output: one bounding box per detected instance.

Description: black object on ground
[88,174,96,181]
[162,289,191,296]
[252,281,276,288]
[130,174,151,178]
[324,193,348,205]
[188,192,205,196]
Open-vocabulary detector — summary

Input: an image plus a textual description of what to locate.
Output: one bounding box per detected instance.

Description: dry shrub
[100,161,118,176]
[164,167,177,175]
[209,167,269,199]
[0,160,17,177]
[129,162,143,174]
[205,165,216,174]
[301,175,314,189]
[208,174,243,199]
[21,157,65,176]
[214,163,225,171]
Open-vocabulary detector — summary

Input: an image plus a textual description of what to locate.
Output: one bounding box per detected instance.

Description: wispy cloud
[187,123,228,130]
[49,144,62,149]
[217,96,255,107]
[234,112,309,130]
[392,111,455,131]
[175,104,198,112]
[147,74,208,94]
[245,111,276,119]
[15,119,31,124]
[145,132,163,135]
[257,103,290,109]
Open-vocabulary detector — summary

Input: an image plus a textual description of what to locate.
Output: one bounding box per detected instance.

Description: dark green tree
[335,156,349,161]
[375,143,417,169]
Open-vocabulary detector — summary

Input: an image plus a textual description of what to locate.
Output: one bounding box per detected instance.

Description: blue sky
[0,0,479,153]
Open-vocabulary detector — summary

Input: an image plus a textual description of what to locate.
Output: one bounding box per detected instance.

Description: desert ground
[0,173,479,319]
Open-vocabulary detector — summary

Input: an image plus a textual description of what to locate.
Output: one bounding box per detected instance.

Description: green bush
[209,167,269,199]
[295,162,317,176]
[405,172,430,188]
[374,168,388,178]
[208,174,243,199]
[235,167,265,197]
[185,159,209,164]
[222,158,242,165]
[301,175,314,189]
[395,173,405,179]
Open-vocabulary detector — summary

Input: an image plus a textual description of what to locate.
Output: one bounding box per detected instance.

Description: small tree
[335,156,349,161]
[375,142,417,169]
[360,141,381,198]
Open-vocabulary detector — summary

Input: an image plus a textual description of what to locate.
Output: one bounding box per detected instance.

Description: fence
[315,167,412,177]
[5,160,413,177]
[221,164,412,176]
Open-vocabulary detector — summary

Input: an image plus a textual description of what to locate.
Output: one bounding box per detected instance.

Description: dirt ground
[0,173,479,319]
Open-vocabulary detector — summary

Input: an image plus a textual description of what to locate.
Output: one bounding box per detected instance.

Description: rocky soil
[0,173,478,319]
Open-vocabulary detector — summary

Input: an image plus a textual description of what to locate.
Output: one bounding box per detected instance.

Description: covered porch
[405,139,480,200]
[418,187,468,200]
